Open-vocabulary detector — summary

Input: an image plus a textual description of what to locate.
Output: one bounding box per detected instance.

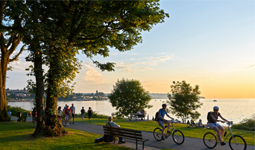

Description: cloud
[246,65,255,69]
[83,64,105,83]
[115,55,174,73]
[139,67,154,71]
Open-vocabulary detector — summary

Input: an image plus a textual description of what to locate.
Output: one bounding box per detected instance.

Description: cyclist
[157,104,174,140]
[208,106,230,146]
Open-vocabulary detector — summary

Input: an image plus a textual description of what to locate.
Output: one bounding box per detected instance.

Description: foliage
[7,105,30,117]
[0,1,26,121]
[166,81,203,123]
[232,114,255,131]
[109,79,152,117]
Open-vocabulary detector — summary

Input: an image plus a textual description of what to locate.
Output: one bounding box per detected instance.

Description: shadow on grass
[0,134,34,143]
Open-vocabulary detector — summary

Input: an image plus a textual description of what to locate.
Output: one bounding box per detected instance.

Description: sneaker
[221,142,226,146]
[161,136,165,140]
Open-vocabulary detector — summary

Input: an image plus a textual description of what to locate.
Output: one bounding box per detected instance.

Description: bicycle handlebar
[220,120,233,125]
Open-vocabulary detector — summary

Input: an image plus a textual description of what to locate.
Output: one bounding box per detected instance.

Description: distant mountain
[149,93,168,99]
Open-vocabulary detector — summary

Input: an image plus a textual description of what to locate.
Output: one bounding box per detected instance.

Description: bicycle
[153,120,185,145]
[203,121,247,150]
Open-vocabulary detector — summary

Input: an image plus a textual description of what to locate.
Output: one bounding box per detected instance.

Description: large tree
[167,81,203,123]
[31,0,169,136]
[0,1,26,121]
[109,79,152,118]
[1,0,169,136]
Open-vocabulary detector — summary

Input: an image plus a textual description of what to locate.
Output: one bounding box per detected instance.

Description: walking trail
[66,122,255,150]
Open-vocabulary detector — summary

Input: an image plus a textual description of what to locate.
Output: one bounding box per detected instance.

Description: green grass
[75,118,255,146]
[0,122,131,150]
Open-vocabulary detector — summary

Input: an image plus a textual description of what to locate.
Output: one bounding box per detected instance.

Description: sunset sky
[7,0,255,98]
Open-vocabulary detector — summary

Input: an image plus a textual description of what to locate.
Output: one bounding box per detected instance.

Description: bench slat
[103,126,142,133]
[103,129,142,136]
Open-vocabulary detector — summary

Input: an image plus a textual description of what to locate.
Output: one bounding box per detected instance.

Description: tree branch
[9,44,26,62]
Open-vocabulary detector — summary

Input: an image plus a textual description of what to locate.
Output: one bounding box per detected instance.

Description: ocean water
[8,99,255,125]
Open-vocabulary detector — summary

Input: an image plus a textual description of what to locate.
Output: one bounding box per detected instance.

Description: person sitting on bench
[106,117,125,144]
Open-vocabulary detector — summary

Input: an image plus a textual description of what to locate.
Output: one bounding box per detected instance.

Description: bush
[7,105,30,117]
[232,114,255,131]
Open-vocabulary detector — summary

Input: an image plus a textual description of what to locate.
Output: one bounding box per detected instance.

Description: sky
[6,0,255,98]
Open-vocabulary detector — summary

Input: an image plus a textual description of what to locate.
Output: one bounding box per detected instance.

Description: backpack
[207,112,211,122]
[155,109,162,121]
[81,109,85,113]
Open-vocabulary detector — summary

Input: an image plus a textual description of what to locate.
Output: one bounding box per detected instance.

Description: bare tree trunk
[32,46,45,137]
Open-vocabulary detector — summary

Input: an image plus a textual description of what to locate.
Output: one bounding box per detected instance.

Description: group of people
[187,119,205,128]
[157,104,230,146]
[136,110,146,120]
[58,104,93,125]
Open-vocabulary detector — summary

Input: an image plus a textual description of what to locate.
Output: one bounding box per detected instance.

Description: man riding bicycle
[208,106,230,146]
[157,104,174,140]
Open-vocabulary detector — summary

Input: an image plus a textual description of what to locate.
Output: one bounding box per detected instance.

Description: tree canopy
[109,79,152,117]
[167,81,203,123]
[0,0,169,136]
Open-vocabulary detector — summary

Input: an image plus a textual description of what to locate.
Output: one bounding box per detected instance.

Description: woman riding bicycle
[157,104,174,140]
[208,106,230,146]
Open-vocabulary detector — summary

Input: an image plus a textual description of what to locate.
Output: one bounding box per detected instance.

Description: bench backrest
[103,126,143,140]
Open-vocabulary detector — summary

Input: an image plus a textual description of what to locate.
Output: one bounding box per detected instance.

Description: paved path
[66,122,255,150]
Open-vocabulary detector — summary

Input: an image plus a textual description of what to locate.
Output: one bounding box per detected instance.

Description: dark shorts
[88,114,92,119]
[72,114,75,117]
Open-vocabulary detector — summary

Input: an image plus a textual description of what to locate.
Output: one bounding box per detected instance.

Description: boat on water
[213,96,217,102]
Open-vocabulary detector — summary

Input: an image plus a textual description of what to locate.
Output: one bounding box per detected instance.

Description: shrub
[7,105,30,117]
[232,114,255,131]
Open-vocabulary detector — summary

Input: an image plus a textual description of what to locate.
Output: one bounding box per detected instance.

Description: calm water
[8,99,255,125]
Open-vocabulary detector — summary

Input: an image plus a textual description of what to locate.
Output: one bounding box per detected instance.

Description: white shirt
[106,121,120,128]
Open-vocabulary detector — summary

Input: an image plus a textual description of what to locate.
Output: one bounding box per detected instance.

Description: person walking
[58,106,62,120]
[70,104,75,124]
[81,107,85,122]
[88,107,93,122]
[65,105,71,125]
[7,110,12,120]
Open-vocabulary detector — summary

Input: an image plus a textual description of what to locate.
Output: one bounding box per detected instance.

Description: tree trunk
[0,62,9,121]
[32,46,45,137]
[45,53,66,136]
[31,1,45,137]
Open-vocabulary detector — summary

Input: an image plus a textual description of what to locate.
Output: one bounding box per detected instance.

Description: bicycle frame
[222,122,239,144]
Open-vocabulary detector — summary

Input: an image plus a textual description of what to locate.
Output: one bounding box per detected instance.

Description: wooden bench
[103,126,149,150]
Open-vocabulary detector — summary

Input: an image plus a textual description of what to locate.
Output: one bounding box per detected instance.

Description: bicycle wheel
[153,127,162,141]
[203,132,217,149]
[172,130,184,145]
[229,135,247,150]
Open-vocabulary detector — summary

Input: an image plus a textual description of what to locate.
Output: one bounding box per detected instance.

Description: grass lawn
[0,122,132,150]
[75,118,255,146]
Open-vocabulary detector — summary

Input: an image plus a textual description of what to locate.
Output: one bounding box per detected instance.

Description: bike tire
[203,132,217,149]
[172,130,185,145]
[229,135,247,150]
[153,127,162,141]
